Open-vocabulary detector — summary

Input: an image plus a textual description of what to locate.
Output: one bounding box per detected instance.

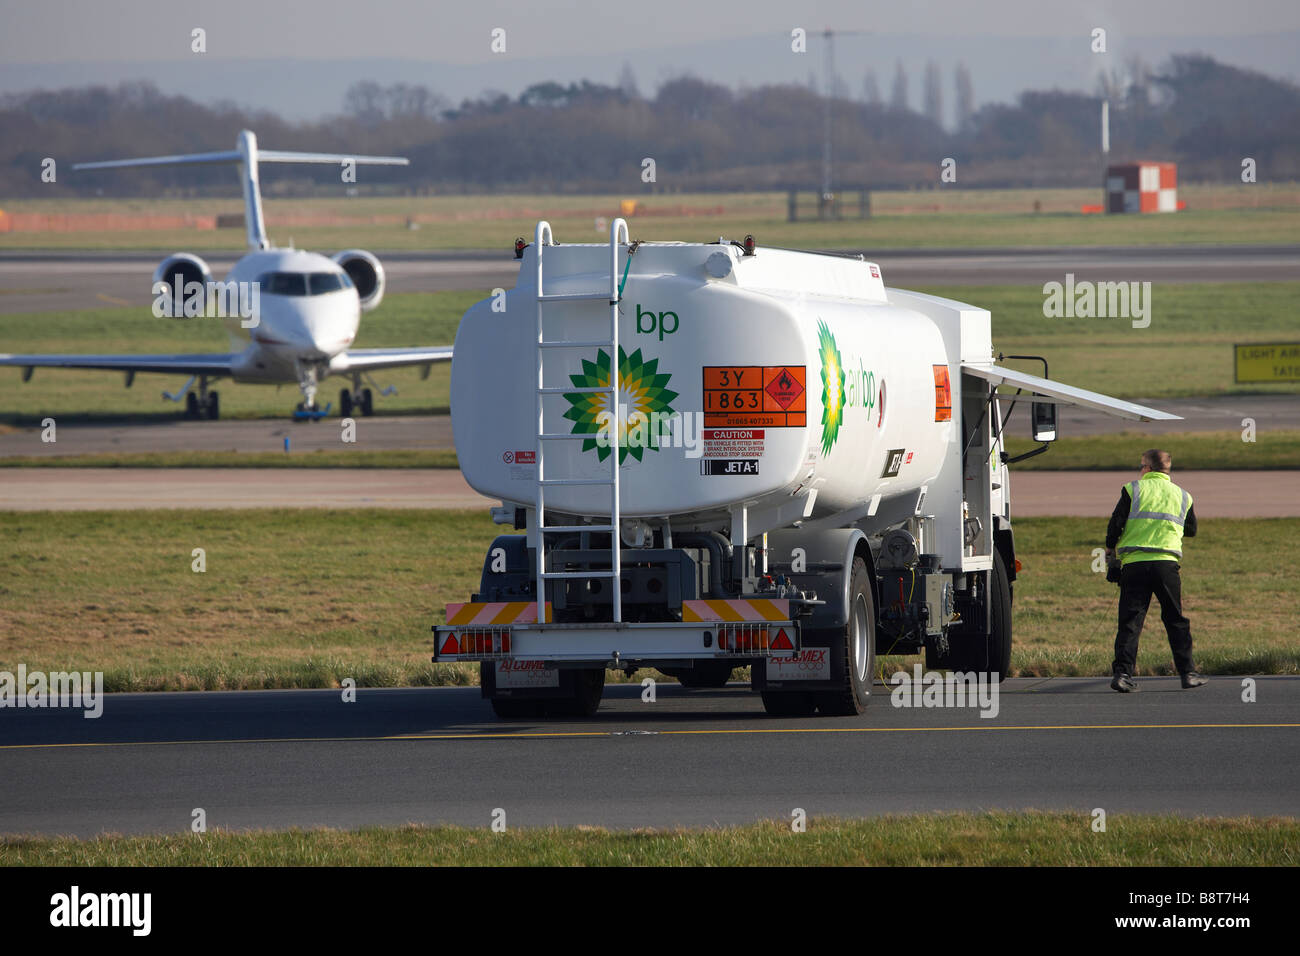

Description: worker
[1105,448,1207,693]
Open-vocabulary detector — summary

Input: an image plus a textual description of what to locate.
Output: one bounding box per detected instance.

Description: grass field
[1,509,1294,691]
[2,282,1297,426]
[3,185,1298,251]
[4,429,1297,470]
[3,812,1295,865]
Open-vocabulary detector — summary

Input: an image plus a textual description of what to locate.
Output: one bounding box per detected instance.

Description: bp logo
[817,320,845,455]
[562,346,678,464]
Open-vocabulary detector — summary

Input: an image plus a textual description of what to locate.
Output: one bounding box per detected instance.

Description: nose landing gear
[292,365,330,421]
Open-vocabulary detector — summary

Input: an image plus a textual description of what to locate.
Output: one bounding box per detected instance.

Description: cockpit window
[257,272,349,296]
[308,273,346,295]
[260,272,306,296]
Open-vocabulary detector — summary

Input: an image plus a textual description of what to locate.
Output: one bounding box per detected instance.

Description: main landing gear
[172,376,219,420]
[339,373,393,418]
[338,386,373,418]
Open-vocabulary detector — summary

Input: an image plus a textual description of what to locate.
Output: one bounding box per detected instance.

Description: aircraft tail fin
[74,131,409,251]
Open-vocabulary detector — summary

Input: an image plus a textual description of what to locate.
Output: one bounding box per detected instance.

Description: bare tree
[923,60,943,127]
[890,60,909,111]
[1126,54,1150,108]
[862,68,881,105]
[618,62,640,99]
[955,62,974,131]
[343,81,384,119]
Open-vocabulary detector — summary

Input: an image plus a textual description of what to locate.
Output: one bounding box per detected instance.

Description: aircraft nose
[293,303,357,358]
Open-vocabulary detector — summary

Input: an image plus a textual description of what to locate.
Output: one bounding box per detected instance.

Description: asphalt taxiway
[1,678,1294,836]
[1,468,1297,515]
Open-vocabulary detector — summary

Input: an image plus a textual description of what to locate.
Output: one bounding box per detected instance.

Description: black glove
[1106,556,1122,584]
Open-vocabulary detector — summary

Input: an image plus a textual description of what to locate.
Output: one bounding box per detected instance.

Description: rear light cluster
[717,625,796,654]
[439,629,511,657]
[932,365,952,422]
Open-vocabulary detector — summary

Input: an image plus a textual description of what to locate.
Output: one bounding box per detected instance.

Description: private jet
[0,130,452,419]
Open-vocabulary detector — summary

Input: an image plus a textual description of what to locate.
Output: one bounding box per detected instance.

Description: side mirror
[1031,401,1058,443]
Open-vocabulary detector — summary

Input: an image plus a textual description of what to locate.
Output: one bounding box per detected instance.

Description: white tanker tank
[437,220,1180,719]
[452,235,957,524]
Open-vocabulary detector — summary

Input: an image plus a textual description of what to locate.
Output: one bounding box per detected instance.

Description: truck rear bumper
[433,620,799,666]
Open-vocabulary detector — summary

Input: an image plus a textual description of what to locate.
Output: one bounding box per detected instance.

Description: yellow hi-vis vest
[1116,472,1192,566]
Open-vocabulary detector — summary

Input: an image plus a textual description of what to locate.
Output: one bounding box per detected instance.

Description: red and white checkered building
[1105,161,1178,213]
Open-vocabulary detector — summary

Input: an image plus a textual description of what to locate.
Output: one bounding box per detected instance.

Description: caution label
[703,428,765,458]
[1235,343,1300,383]
[703,366,806,427]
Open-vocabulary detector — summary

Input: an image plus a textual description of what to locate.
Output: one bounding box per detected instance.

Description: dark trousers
[1112,560,1195,675]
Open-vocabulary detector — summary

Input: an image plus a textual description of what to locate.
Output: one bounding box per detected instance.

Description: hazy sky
[2,0,1297,122]
[4,0,1297,64]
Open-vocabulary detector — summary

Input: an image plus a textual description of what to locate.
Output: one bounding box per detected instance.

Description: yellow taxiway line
[2,722,1297,751]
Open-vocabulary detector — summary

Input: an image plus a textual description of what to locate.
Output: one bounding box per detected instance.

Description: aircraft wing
[333,347,453,373]
[961,363,1181,422]
[0,353,235,376]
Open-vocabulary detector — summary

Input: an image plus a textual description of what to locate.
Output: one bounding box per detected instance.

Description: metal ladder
[534,218,630,624]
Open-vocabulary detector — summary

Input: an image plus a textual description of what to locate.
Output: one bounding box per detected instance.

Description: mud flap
[751,634,839,694]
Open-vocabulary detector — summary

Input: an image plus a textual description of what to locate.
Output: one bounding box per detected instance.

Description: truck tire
[816,557,876,716]
[761,690,817,717]
[944,552,1012,681]
[545,668,605,717]
[677,661,735,689]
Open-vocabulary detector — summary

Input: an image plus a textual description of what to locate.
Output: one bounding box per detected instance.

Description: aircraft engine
[332,249,386,312]
[151,253,212,318]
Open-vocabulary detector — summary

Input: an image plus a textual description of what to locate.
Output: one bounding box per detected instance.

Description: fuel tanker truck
[432,219,1178,718]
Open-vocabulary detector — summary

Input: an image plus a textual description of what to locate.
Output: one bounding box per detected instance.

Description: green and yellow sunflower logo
[563,347,678,464]
[817,320,845,455]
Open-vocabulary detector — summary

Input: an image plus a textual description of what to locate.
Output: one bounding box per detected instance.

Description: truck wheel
[946,552,1012,681]
[985,551,1013,680]
[816,556,876,716]
[545,668,605,717]
[761,691,817,717]
[677,661,735,689]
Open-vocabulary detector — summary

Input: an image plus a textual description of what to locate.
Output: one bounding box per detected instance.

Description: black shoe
[1110,673,1138,693]
[1180,671,1208,689]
